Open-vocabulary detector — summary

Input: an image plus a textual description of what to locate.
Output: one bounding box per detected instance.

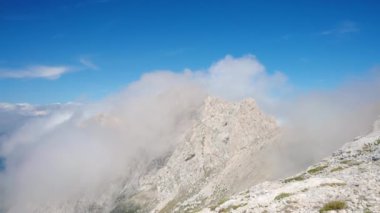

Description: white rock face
[199,122,380,213]
[122,96,279,212]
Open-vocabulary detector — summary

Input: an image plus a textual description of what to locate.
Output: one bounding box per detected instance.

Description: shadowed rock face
[119,97,279,212]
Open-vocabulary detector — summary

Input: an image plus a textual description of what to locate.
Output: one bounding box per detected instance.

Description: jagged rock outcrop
[200,122,380,213]
[117,97,279,212]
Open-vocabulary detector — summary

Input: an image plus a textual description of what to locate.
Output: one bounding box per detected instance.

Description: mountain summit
[116,96,279,212]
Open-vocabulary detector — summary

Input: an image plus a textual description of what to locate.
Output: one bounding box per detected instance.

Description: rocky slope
[199,119,380,213]
[116,97,279,212]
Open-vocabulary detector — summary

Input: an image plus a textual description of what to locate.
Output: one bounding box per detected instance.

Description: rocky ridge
[199,119,380,213]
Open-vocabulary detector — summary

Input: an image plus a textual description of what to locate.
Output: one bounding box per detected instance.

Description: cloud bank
[0,55,379,212]
[1,55,283,212]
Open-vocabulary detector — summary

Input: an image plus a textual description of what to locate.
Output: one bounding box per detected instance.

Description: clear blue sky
[1,0,379,104]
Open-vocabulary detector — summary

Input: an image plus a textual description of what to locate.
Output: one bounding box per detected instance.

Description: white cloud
[0,65,72,80]
[320,21,359,36]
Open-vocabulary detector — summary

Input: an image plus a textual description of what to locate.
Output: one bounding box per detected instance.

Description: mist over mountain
[2,0,380,212]
[0,56,379,212]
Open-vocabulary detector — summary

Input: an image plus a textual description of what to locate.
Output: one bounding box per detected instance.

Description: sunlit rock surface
[199,121,380,213]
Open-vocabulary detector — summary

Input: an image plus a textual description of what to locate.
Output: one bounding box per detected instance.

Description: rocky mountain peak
[118,97,279,212]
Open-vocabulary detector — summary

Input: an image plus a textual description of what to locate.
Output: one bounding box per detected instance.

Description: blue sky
[0,0,379,104]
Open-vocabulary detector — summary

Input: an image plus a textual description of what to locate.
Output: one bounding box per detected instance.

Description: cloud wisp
[320,21,359,36]
[79,57,99,70]
[0,65,72,80]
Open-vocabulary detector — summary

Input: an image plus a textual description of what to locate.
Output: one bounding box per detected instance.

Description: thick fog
[0,55,379,212]
[270,70,380,178]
